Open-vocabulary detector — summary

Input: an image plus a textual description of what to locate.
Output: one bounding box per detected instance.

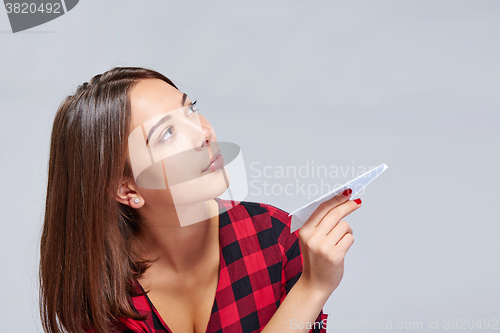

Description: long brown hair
[40,67,178,333]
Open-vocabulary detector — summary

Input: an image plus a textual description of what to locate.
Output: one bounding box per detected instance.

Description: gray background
[1,1,499,332]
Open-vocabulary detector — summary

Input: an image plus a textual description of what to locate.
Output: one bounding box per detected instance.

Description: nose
[196,125,213,151]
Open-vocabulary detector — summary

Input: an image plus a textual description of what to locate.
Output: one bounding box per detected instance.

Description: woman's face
[127,78,229,211]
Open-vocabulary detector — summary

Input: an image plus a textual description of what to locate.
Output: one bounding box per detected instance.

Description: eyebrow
[145,93,190,145]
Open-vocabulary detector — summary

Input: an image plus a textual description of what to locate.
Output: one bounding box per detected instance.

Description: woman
[40,67,359,333]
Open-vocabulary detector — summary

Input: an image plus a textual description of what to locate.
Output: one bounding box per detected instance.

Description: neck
[134,198,220,274]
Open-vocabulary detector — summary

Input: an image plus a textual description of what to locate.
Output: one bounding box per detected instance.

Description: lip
[202,151,224,172]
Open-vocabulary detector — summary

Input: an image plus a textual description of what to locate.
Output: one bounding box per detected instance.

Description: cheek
[139,187,174,206]
[170,161,198,179]
[161,151,209,190]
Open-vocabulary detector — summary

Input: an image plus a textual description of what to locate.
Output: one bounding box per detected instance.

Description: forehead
[129,78,188,130]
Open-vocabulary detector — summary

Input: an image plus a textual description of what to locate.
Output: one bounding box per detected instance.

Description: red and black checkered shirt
[98,198,328,333]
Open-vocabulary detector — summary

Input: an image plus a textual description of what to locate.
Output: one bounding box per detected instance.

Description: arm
[263,189,358,333]
[261,277,329,333]
[263,205,330,333]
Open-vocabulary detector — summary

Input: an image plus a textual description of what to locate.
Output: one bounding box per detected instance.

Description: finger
[303,188,353,230]
[334,233,355,255]
[323,220,352,247]
[315,199,361,236]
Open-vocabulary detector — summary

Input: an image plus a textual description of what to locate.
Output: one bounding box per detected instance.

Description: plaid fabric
[97,198,328,333]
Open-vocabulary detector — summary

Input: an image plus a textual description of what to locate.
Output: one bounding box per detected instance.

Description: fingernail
[342,188,352,197]
[354,198,362,205]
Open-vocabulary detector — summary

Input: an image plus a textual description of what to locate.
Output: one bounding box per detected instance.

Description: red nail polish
[354,198,362,204]
[342,188,352,197]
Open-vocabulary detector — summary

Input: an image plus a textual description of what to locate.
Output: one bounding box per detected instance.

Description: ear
[116,179,145,208]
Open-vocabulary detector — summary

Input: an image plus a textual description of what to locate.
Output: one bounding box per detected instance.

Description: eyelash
[158,100,198,143]
[189,100,198,114]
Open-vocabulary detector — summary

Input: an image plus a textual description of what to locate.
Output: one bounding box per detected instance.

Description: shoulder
[215,198,294,248]
[216,197,290,225]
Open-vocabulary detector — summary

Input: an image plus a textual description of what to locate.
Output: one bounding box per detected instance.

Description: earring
[133,198,140,204]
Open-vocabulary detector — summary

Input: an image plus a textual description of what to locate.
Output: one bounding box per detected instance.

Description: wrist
[294,276,332,305]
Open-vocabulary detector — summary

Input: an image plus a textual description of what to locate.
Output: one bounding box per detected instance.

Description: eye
[187,100,198,115]
[159,126,175,143]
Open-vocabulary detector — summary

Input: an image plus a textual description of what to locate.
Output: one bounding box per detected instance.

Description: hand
[297,189,361,297]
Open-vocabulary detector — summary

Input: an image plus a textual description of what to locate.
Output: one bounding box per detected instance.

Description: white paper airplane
[289,163,388,233]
